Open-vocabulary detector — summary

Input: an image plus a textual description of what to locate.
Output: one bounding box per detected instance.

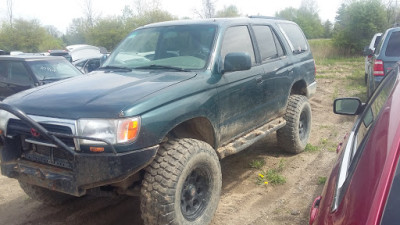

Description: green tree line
[0,0,396,55]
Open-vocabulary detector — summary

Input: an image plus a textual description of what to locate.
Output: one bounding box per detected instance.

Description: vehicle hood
[4,70,196,119]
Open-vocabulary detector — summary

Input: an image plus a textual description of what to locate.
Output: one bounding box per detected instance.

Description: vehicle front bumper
[0,103,158,196]
[1,145,158,196]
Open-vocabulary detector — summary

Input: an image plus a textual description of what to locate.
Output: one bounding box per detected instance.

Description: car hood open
[4,70,196,119]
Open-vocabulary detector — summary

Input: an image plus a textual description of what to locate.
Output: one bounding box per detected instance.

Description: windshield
[27,58,82,80]
[103,24,217,70]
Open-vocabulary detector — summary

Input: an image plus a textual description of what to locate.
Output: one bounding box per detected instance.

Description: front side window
[220,26,256,65]
[103,24,217,70]
[8,62,32,85]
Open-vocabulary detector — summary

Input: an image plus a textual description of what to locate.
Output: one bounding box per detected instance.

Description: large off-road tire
[19,181,74,205]
[277,95,311,154]
[141,138,222,225]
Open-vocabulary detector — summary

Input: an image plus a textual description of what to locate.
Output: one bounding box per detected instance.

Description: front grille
[7,118,75,169]
[7,119,75,147]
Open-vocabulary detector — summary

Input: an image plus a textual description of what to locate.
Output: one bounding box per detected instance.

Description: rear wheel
[141,138,222,225]
[277,95,311,154]
[19,181,74,205]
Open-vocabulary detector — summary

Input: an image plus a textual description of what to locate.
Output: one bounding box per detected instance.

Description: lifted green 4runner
[0,17,316,225]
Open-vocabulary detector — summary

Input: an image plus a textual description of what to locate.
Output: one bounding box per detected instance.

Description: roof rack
[248,16,283,20]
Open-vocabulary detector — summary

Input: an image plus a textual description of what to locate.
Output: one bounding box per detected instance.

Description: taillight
[373,60,384,76]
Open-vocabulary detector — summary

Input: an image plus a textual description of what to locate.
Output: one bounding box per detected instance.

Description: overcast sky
[0,0,344,33]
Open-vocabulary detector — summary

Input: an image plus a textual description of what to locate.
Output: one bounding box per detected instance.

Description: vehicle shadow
[0,194,143,225]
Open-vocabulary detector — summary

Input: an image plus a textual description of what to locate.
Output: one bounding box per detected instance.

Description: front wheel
[277,95,312,154]
[141,138,222,225]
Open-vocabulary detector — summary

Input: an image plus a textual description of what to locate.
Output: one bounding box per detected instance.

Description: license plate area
[21,142,74,169]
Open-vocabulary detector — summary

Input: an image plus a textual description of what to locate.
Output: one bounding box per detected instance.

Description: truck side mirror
[333,98,364,115]
[223,52,251,73]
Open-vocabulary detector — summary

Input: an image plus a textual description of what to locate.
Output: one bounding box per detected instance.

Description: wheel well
[290,80,307,96]
[168,117,216,149]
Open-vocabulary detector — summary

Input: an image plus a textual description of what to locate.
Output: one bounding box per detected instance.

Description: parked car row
[0,55,83,100]
[0,44,108,100]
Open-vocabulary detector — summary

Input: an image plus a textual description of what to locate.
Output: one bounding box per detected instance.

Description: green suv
[0,17,316,225]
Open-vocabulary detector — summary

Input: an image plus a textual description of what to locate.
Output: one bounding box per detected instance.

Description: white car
[364,33,382,82]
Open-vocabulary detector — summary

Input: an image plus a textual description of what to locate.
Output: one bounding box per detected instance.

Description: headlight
[0,110,17,135]
[77,117,140,145]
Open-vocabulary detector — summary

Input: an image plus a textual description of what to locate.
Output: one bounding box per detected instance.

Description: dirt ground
[0,60,363,225]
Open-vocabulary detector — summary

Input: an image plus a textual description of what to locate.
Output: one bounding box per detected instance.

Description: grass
[304,143,319,152]
[249,158,265,170]
[318,177,327,185]
[257,169,287,185]
[256,159,286,185]
[311,39,367,102]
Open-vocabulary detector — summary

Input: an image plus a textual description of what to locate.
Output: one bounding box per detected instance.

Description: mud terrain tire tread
[277,95,311,154]
[19,181,74,205]
[141,138,222,225]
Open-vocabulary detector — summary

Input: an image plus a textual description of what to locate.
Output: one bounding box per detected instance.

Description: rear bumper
[307,81,317,98]
[1,145,158,196]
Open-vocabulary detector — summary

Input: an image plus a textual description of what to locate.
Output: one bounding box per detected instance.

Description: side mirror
[100,54,108,65]
[333,98,363,115]
[223,52,251,73]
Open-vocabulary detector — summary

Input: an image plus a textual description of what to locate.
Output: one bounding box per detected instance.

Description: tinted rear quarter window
[385,31,400,57]
[278,23,308,54]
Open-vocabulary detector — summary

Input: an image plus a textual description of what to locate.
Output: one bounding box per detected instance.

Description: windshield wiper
[134,64,189,72]
[97,65,132,72]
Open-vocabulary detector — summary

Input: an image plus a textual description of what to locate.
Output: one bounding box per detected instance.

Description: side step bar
[217,117,286,159]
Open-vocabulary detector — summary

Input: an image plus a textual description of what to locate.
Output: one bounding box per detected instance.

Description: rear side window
[253,25,285,62]
[278,23,308,54]
[385,31,400,57]
[220,26,256,65]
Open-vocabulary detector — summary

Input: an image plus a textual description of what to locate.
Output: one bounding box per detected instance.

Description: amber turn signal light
[90,147,105,152]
